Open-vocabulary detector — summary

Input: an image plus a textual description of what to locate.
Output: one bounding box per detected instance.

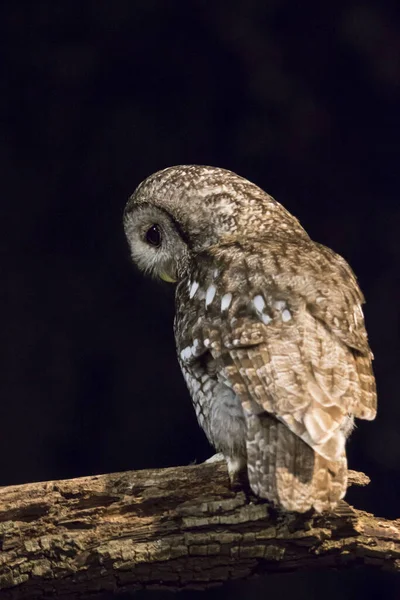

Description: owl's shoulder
[176,237,370,357]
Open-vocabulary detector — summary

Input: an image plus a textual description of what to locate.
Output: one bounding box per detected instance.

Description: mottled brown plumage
[124,165,377,512]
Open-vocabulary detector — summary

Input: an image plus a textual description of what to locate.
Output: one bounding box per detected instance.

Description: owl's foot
[226,456,253,497]
[206,454,255,501]
[204,453,225,464]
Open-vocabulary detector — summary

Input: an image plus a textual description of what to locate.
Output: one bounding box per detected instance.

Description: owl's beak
[159,272,177,283]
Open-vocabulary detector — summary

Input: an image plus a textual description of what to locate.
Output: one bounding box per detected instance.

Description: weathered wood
[0,462,398,598]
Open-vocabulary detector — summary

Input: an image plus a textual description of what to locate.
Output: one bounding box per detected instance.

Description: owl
[123,165,377,513]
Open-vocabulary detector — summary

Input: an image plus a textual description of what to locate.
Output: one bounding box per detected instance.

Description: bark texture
[0,462,398,598]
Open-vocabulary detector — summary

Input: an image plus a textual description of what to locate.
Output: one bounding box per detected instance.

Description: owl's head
[123,165,306,282]
[123,189,190,283]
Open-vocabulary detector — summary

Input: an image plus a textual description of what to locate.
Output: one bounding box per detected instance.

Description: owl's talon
[230,469,255,503]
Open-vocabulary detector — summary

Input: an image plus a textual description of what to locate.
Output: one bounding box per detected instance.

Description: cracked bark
[0,462,399,598]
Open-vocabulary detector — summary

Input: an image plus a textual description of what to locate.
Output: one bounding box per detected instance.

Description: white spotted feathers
[221,293,232,312]
[186,276,293,331]
[189,280,199,299]
[205,284,216,307]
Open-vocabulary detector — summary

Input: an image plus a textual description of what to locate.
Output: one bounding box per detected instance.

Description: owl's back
[175,237,376,512]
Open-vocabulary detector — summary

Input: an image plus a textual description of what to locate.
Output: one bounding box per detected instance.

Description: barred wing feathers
[197,239,376,512]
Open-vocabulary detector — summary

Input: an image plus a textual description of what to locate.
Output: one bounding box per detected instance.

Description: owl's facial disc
[124,204,188,283]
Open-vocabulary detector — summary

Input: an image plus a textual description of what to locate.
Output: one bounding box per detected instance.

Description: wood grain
[0,463,398,598]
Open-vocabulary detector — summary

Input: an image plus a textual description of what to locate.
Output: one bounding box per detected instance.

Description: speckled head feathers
[124,165,307,251]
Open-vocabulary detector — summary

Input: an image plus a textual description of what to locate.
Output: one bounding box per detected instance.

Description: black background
[1,1,399,598]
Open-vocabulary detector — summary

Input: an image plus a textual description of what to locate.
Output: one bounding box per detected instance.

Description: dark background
[1,1,399,598]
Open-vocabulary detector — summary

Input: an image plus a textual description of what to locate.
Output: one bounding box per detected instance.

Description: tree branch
[0,462,398,598]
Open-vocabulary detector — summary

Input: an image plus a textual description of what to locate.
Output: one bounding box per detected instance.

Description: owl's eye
[145,224,161,247]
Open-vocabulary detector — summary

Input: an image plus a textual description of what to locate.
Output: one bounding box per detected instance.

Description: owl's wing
[201,239,376,436]
[302,243,377,421]
[196,239,376,511]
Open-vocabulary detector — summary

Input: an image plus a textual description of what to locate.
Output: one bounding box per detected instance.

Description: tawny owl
[123,165,377,513]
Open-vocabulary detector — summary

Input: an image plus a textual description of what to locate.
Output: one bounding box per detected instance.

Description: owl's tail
[246,413,347,513]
